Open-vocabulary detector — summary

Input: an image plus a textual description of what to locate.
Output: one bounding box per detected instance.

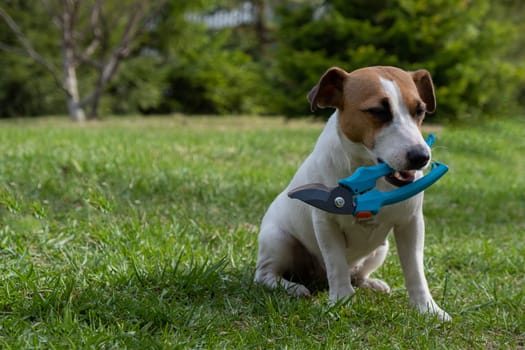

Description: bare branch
[79,1,149,110]
[75,55,102,69]
[62,0,81,18]
[0,42,28,56]
[100,2,145,84]
[86,0,103,53]
[118,3,144,56]
[76,0,103,61]
[78,91,96,108]
[0,7,66,92]
[41,0,63,27]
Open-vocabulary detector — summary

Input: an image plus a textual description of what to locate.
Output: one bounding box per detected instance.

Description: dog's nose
[406,145,430,169]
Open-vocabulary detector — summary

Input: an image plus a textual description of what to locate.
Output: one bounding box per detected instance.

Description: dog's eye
[365,107,392,122]
[362,98,393,123]
[414,103,426,119]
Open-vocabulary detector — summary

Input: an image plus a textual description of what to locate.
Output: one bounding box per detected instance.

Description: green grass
[0,115,523,349]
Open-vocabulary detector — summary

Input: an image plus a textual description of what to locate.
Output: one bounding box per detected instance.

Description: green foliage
[0,55,65,117]
[0,2,65,117]
[103,56,168,115]
[0,116,523,347]
[273,0,525,120]
[93,1,266,116]
[160,30,266,115]
[0,0,524,121]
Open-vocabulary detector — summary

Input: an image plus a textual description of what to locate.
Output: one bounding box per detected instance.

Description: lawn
[0,116,523,349]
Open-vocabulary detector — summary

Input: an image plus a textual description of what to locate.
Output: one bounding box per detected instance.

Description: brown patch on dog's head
[307,66,436,149]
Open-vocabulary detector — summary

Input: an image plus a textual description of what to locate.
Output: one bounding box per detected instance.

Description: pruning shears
[288,135,448,218]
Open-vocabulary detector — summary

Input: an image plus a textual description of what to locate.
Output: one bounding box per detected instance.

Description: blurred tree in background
[0,0,523,122]
[272,0,525,120]
[0,0,202,120]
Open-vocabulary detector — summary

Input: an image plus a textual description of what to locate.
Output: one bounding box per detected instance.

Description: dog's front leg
[313,214,354,303]
[394,215,451,321]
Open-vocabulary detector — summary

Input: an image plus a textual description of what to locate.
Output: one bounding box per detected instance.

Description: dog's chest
[334,201,409,260]
[338,216,391,251]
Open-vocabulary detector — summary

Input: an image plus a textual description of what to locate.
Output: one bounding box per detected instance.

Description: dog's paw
[426,306,451,322]
[353,277,391,294]
[414,301,452,321]
[286,283,311,297]
[328,286,355,304]
[435,309,452,322]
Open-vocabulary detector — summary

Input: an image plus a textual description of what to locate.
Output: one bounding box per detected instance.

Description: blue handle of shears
[353,162,448,216]
[338,134,436,194]
[338,163,392,194]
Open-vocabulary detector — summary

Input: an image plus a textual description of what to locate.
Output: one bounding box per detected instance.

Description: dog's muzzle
[379,145,430,187]
[406,145,431,170]
[385,170,416,187]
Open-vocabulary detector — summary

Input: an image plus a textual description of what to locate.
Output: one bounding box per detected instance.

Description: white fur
[254,75,450,321]
[374,78,431,170]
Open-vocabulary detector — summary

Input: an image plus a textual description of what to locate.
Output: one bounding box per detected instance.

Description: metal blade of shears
[287,183,356,215]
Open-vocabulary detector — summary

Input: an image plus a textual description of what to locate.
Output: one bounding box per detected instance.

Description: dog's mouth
[385,170,416,187]
[377,158,416,187]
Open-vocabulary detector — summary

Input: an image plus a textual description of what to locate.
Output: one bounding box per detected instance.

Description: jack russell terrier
[254,66,450,321]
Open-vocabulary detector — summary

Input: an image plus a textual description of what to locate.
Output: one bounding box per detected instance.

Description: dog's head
[308,66,436,186]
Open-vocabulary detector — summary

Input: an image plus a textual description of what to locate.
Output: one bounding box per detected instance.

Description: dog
[254,66,450,321]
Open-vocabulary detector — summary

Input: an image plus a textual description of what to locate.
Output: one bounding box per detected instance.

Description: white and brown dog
[254,66,450,321]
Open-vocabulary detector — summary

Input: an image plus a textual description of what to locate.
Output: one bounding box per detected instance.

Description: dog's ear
[307,67,347,112]
[411,69,436,113]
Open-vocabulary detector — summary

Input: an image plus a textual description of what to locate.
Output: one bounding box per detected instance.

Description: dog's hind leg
[351,240,391,293]
[254,226,312,297]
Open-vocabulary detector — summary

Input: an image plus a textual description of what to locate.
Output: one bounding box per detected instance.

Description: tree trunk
[63,58,85,122]
[1,2,149,121]
[61,0,85,122]
[88,79,103,119]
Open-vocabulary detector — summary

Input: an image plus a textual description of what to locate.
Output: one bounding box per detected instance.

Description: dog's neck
[332,112,376,174]
[303,112,378,185]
